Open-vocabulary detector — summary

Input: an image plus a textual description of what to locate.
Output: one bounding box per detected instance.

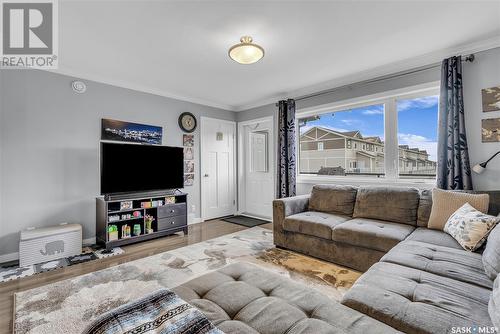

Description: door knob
[204,174,209,177]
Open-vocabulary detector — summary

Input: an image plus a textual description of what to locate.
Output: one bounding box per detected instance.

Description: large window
[299,104,385,177]
[397,96,438,178]
[297,88,439,181]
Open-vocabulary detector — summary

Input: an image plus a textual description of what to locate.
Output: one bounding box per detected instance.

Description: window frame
[296,82,439,186]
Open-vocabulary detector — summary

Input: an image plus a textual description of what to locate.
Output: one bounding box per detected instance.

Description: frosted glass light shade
[229,36,264,64]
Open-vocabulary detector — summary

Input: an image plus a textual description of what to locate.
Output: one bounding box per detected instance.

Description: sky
[299,96,439,161]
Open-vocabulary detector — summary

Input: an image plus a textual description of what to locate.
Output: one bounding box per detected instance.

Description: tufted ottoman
[172,262,400,334]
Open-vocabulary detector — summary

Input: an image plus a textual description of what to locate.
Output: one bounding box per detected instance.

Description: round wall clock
[178,112,197,133]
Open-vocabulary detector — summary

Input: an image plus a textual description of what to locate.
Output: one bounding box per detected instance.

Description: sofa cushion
[341,262,493,334]
[173,262,400,334]
[417,189,432,227]
[352,186,419,225]
[380,240,493,289]
[283,211,349,240]
[428,188,490,230]
[309,184,358,216]
[331,218,415,252]
[405,227,462,249]
[483,223,500,280]
[490,275,500,330]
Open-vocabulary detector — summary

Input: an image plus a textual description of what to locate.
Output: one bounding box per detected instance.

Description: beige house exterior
[299,126,436,175]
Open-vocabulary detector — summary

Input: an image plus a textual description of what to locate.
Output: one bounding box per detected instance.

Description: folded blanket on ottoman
[83,289,223,334]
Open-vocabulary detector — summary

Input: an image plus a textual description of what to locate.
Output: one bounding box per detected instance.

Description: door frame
[237,116,275,220]
[200,117,237,222]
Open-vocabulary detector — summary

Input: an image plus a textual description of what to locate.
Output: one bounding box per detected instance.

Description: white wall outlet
[191,205,196,213]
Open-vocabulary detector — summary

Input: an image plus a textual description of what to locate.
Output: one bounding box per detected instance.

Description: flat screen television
[100,142,184,195]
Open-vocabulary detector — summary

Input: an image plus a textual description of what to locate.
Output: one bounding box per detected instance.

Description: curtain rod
[276,54,475,106]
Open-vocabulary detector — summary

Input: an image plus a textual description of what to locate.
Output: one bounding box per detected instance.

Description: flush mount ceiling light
[228,36,264,64]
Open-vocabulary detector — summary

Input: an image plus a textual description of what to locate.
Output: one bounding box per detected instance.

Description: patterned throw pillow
[444,203,500,251]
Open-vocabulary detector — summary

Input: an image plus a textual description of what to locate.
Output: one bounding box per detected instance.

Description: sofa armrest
[273,195,310,247]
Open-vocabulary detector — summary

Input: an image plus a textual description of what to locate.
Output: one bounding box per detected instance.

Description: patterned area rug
[14,227,361,334]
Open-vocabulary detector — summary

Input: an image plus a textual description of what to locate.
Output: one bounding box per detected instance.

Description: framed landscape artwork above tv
[101,118,163,145]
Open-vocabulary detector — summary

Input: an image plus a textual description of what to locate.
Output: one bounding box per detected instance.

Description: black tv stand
[96,191,188,250]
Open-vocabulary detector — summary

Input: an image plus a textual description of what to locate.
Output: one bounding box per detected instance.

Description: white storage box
[19,223,82,267]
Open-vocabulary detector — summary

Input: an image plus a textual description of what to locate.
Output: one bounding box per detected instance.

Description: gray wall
[236,65,441,122]
[237,47,500,194]
[0,70,235,256]
[463,47,500,191]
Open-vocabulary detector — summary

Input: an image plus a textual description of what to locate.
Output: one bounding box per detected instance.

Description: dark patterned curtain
[437,56,473,190]
[277,99,296,198]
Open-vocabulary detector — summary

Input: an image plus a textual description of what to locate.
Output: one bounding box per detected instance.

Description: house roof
[365,136,383,143]
[300,126,384,145]
[301,126,349,139]
[342,131,362,138]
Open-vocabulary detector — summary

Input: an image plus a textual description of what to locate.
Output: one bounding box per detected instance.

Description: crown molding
[234,35,500,112]
[44,67,237,111]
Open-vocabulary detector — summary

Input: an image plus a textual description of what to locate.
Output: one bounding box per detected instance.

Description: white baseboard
[188,214,202,225]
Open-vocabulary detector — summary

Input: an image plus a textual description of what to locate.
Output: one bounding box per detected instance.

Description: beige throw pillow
[444,203,500,251]
[427,188,489,230]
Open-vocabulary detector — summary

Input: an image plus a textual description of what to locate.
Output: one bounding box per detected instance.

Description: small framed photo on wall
[482,86,500,112]
[184,160,194,173]
[184,147,194,160]
[481,118,500,143]
[184,174,194,186]
[183,134,194,147]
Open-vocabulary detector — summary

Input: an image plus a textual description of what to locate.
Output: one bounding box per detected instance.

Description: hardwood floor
[0,219,272,334]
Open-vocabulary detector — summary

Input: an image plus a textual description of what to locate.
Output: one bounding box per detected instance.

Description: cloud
[398,96,438,112]
[398,133,437,161]
[362,109,384,115]
[340,119,361,125]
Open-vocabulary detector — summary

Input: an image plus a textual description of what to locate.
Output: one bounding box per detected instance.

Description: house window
[297,86,439,181]
[298,103,384,176]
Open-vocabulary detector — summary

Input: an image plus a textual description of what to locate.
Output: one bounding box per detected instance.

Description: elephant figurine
[40,240,65,256]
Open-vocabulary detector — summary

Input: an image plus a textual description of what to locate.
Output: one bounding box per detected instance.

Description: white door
[239,117,274,219]
[201,118,236,220]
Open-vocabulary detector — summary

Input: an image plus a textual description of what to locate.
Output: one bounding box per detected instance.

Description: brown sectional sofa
[274,186,426,272]
[273,185,500,333]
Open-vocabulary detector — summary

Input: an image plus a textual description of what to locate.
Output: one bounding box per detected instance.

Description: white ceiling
[56,1,500,111]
